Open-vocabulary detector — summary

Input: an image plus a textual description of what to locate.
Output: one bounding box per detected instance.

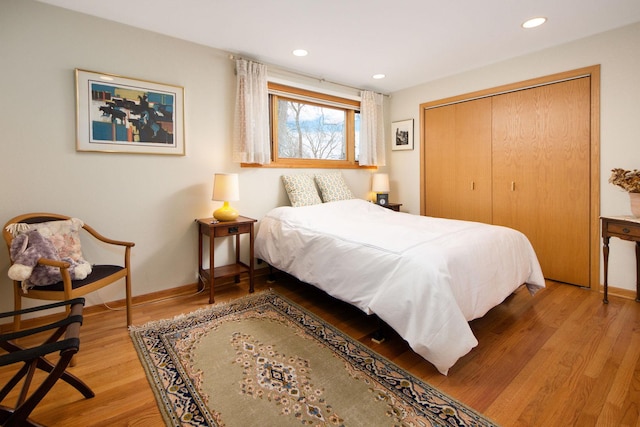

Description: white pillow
[281,174,322,207]
[315,172,354,202]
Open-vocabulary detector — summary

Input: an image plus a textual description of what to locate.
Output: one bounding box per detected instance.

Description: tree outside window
[277,100,346,160]
[259,83,366,169]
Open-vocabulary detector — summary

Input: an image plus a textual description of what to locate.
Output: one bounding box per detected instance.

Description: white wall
[389,22,640,293]
[0,0,378,313]
[3,0,637,312]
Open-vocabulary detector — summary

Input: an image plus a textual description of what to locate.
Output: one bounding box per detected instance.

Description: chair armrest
[82,223,135,247]
[37,257,71,269]
[34,258,74,294]
[99,237,135,247]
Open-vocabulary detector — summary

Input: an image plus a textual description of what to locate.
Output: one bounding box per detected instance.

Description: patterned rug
[130,291,497,427]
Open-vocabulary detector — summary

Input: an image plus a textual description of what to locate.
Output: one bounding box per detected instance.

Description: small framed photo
[391,119,414,151]
[376,193,389,206]
[75,69,185,155]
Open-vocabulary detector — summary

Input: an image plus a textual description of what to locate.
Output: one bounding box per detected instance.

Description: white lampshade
[371,173,390,193]
[212,173,240,221]
[212,173,240,202]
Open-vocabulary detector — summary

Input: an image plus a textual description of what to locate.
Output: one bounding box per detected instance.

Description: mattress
[255,198,545,374]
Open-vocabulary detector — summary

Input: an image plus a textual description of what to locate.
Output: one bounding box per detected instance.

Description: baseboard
[599,284,639,301]
[0,269,273,332]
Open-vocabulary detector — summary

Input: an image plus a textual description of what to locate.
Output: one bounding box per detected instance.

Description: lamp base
[213,201,239,222]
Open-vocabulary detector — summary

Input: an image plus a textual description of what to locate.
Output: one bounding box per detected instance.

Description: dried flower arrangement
[609,168,640,193]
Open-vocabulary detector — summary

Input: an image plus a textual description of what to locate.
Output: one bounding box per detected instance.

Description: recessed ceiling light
[292,49,308,57]
[522,17,547,29]
[372,74,386,79]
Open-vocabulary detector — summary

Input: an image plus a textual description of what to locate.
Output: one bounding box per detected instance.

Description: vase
[630,192,640,218]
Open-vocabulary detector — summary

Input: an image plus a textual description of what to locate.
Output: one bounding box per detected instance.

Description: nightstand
[601,216,640,303]
[196,216,257,303]
[384,202,402,212]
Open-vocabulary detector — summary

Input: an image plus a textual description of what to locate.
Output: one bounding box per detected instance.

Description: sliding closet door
[424,98,492,222]
[492,77,591,286]
[454,98,492,223]
[424,105,457,219]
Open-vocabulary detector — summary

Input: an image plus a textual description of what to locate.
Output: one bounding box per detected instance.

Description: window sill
[241,161,377,170]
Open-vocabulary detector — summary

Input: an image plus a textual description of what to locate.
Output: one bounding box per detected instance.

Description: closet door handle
[511,181,515,191]
[471,181,475,190]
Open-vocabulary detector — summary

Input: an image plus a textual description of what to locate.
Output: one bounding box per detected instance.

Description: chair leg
[33,353,93,398]
[125,272,132,327]
[1,349,93,427]
[0,342,93,401]
[13,285,22,331]
[0,363,31,403]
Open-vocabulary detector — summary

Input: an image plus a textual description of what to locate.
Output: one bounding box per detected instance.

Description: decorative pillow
[5,218,93,287]
[281,174,323,207]
[24,218,87,263]
[7,229,92,287]
[8,229,65,287]
[314,172,354,202]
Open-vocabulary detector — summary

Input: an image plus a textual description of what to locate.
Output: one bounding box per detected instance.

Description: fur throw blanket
[8,229,92,288]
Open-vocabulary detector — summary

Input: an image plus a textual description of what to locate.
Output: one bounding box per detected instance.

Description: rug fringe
[128,288,275,332]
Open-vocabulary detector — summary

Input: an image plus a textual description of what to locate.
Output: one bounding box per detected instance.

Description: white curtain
[359,90,385,166]
[232,59,270,164]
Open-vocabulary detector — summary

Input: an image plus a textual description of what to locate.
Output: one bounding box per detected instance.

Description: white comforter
[255,199,545,374]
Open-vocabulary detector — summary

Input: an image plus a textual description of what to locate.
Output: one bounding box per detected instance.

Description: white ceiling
[37,0,640,93]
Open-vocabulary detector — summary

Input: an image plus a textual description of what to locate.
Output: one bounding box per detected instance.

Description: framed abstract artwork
[391,119,414,151]
[75,69,185,155]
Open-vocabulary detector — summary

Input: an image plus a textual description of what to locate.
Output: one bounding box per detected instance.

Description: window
[276,99,346,160]
[264,83,365,168]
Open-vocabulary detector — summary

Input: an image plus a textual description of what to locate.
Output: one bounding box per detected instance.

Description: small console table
[601,216,640,303]
[197,216,257,304]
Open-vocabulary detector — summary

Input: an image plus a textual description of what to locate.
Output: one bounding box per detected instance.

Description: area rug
[130,290,497,427]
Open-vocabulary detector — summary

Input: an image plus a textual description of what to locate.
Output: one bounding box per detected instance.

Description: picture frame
[376,193,389,206]
[75,69,185,155]
[391,119,414,151]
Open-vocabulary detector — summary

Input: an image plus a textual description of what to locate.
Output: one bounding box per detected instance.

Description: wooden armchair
[3,213,135,328]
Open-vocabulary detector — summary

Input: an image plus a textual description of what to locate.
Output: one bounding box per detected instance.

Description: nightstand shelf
[197,215,257,303]
[200,263,249,281]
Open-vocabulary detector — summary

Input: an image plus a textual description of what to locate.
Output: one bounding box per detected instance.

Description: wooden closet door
[492,77,591,286]
[454,98,492,223]
[424,98,492,222]
[424,104,457,219]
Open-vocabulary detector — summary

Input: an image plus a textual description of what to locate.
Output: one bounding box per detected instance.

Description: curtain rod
[228,54,383,95]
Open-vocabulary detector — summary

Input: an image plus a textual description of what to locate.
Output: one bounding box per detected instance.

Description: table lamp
[372,173,390,206]
[212,173,240,221]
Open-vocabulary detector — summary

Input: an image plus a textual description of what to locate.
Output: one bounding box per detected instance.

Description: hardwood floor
[2,274,639,426]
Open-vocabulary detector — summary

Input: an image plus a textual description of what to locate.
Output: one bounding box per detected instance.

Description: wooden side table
[197,216,257,303]
[601,216,640,303]
[383,202,402,212]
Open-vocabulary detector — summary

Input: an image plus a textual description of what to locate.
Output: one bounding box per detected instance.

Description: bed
[254,198,545,374]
